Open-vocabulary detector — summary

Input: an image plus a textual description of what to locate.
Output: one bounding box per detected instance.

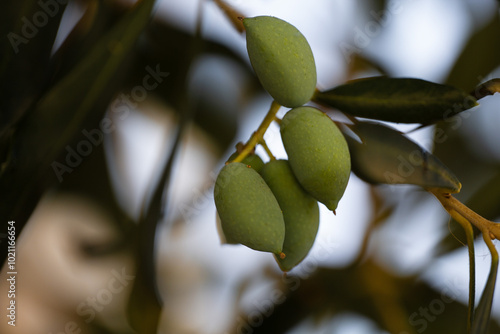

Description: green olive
[214,162,285,254]
[280,107,351,211]
[260,160,319,272]
[243,16,317,108]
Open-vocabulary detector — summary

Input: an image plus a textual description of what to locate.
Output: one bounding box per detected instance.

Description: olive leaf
[344,120,461,192]
[313,77,477,124]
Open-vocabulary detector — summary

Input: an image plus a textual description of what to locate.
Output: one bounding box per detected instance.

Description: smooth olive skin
[280,107,351,211]
[260,160,319,272]
[243,16,317,108]
[214,162,285,254]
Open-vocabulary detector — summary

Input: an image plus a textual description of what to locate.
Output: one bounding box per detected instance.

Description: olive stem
[259,139,275,161]
[484,232,499,262]
[429,189,500,240]
[231,100,281,163]
[213,0,246,33]
[471,79,500,100]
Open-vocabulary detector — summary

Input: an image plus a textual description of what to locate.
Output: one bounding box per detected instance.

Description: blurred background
[1,0,500,333]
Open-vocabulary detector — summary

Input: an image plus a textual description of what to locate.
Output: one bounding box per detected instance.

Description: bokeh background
[1,0,500,333]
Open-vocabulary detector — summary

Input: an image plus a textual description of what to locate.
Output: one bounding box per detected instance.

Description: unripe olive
[227,152,264,172]
[214,162,285,254]
[260,160,319,272]
[243,16,317,108]
[280,107,351,211]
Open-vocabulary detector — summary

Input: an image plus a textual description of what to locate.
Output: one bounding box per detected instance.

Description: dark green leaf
[344,121,462,192]
[313,77,477,124]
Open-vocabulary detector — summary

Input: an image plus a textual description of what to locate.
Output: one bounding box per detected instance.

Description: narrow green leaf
[313,77,477,124]
[471,236,499,333]
[344,121,462,192]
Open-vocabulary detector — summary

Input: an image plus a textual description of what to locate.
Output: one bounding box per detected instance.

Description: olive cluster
[214,16,351,271]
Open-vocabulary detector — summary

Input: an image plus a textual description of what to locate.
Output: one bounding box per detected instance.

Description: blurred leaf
[465,171,500,221]
[126,119,184,332]
[130,19,254,130]
[13,0,154,169]
[446,13,500,91]
[127,3,206,332]
[471,239,498,333]
[313,77,477,124]
[0,0,156,266]
[49,0,127,85]
[56,138,134,237]
[128,18,253,151]
[346,53,391,78]
[367,0,388,19]
[344,121,462,192]
[0,0,67,148]
[352,186,395,266]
